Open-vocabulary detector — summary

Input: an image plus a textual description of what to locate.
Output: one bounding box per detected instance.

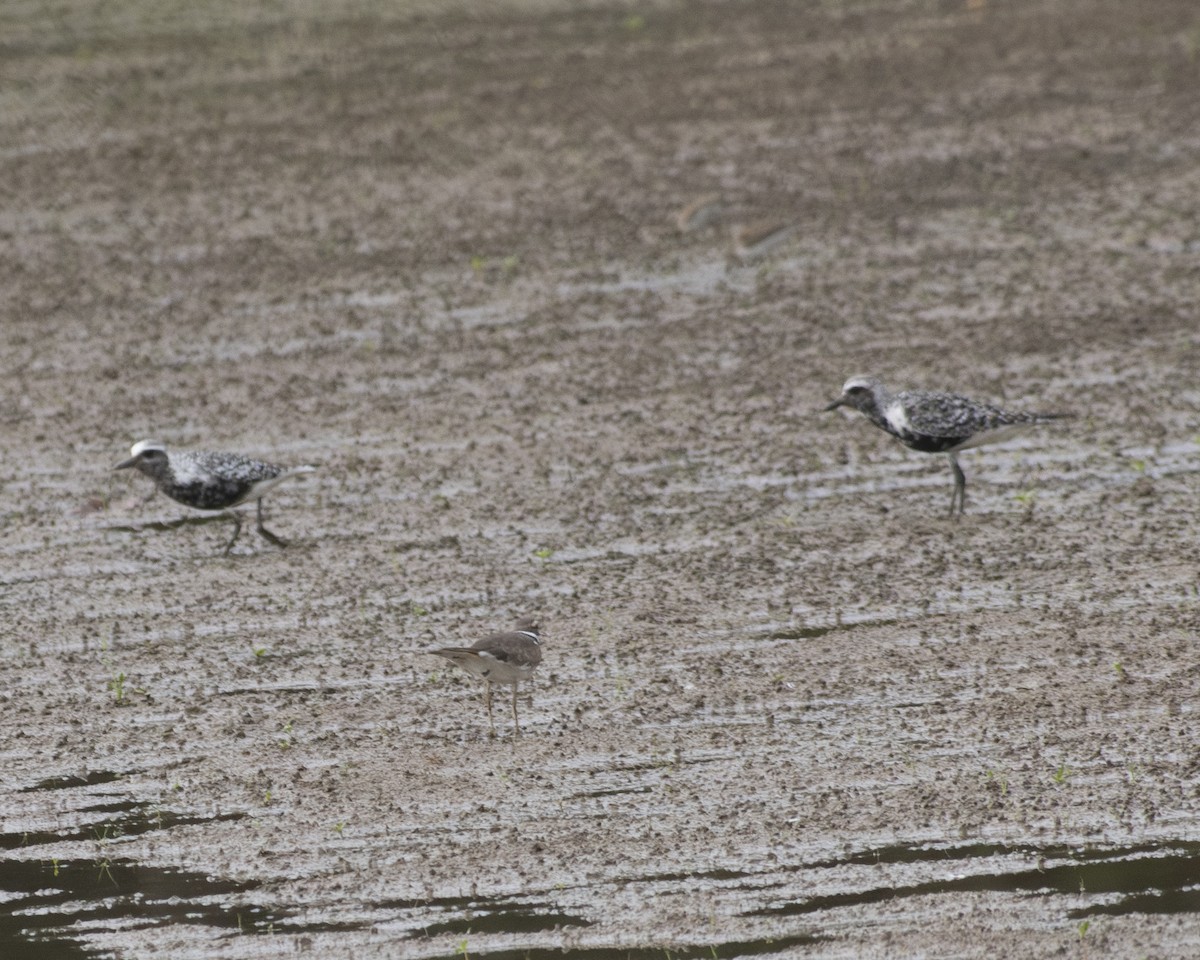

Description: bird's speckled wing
[189,452,285,484]
[896,391,1045,440]
[167,452,286,509]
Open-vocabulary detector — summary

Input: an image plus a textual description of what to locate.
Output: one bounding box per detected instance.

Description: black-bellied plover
[824,375,1066,515]
[431,618,542,737]
[114,440,316,553]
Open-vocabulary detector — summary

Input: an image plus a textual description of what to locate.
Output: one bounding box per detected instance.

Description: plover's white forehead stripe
[842,376,875,392]
[129,439,166,457]
[516,630,540,643]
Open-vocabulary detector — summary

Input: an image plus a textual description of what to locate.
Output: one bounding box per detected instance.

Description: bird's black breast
[894,431,968,454]
[164,479,254,510]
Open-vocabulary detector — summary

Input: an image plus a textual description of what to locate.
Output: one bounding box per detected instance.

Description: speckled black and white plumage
[431,618,542,736]
[114,440,315,552]
[825,376,1066,514]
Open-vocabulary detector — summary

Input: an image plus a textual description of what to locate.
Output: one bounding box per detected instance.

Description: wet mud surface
[3,0,1200,956]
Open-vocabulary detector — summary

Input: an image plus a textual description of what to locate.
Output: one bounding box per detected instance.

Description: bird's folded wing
[900,392,1007,437]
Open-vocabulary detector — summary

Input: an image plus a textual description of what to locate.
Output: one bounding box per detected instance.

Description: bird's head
[114,439,170,477]
[824,375,883,415]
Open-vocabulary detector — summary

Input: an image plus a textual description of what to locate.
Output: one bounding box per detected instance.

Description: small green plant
[108,672,127,705]
[1129,458,1147,473]
[252,645,267,658]
[1113,661,1127,681]
[333,821,345,836]
[533,547,554,561]
[50,858,60,878]
[409,601,429,616]
[985,769,1009,797]
[456,934,471,959]
[93,822,121,843]
[1077,919,1090,940]
[1052,764,1072,785]
[1013,489,1035,508]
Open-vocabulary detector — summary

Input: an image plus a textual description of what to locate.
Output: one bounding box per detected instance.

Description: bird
[824,375,1067,515]
[430,618,543,737]
[114,440,316,553]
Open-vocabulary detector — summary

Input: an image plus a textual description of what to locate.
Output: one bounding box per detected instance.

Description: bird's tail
[1031,411,1074,423]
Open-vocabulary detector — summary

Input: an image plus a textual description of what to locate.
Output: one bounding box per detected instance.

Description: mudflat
[2,0,1199,956]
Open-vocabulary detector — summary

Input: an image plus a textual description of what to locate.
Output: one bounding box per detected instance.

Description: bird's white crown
[841,375,880,393]
[129,439,168,457]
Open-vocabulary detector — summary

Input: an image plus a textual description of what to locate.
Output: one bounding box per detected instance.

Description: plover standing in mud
[824,376,1067,515]
[114,440,316,553]
[430,618,543,737]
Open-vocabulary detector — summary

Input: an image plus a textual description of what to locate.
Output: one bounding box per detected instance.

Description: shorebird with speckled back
[824,376,1067,515]
[431,618,542,737]
[114,440,316,553]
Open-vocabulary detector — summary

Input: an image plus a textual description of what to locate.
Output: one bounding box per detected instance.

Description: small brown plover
[825,375,1067,515]
[114,440,316,553]
[431,618,542,736]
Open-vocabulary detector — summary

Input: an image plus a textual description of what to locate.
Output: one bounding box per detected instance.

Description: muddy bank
[2,0,1200,957]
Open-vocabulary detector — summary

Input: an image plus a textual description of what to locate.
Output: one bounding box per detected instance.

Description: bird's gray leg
[947,454,966,516]
[483,680,495,737]
[222,510,243,555]
[255,498,288,548]
[510,683,521,737]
